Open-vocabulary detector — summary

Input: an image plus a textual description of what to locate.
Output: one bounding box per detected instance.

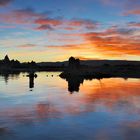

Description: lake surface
[0,72,140,140]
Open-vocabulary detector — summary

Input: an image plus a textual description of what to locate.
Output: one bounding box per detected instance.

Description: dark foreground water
[0,72,140,140]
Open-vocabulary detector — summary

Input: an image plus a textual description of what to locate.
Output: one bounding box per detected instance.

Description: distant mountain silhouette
[0,55,140,79]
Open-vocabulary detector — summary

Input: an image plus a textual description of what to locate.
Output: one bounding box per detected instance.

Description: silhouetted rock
[4,55,10,63]
[68,56,80,69]
[27,72,37,89]
[66,76,84,93]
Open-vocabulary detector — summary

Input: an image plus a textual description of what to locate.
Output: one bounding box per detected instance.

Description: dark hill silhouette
[0,55,140,79]
[60,56,140,79]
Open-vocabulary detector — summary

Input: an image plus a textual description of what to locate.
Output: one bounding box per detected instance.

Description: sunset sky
[0,0,140,62]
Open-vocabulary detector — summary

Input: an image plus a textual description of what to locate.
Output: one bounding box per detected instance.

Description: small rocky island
[60,57,140,79]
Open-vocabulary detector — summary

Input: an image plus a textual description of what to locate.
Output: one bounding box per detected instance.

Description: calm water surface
[0,72,140,140]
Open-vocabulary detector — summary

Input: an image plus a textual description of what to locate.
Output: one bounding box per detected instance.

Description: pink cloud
[34,18,98,31]
[128,22,140,27]
[0,7,98,32]
[36,24,54,30]
[68,19,98,30]
[0,0,13,6]
[0,8,45,24]
[18,44,36,48]
[34,18,62,26]
[124,9,140,15]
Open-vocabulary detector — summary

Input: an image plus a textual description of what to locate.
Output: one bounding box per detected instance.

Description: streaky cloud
[18,44,36,48]
[0,0,13,6]
[124,9,140,16]
[128,22,140,27]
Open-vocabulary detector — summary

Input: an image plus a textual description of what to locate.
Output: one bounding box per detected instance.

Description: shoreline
[59,65,140,79]
[1,65,140,79]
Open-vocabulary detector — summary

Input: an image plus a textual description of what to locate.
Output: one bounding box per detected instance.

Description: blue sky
[0,0,140,62]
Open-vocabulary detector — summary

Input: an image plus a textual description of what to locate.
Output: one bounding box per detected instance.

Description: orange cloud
[75,56,102,60]
[124,9,140,15]
[34,18,62,26]
[47,44,88,50]
[46,25,140,58]
[83,30,140,56]
[18,44,36,48]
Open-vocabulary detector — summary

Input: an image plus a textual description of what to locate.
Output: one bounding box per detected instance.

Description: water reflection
[65,77,84,93]
[0,72,20,84]
[27,73,37,89]
[63,76,136,93]
[0,72,140,140]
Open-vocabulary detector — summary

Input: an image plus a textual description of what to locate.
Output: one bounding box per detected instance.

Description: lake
[0,72,140,140]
